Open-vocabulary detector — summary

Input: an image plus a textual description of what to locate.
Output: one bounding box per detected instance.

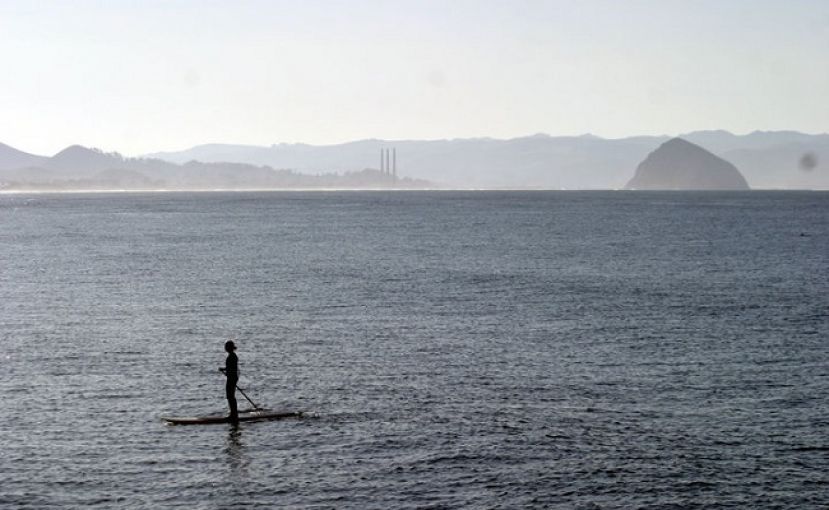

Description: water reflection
[225,424,248,476]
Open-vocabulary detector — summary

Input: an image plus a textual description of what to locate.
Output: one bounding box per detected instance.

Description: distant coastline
[0,186,440,194]
[4,187,825,196]
[3,130,827,190]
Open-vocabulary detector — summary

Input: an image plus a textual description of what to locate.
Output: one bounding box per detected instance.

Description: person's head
[225,340,236,353]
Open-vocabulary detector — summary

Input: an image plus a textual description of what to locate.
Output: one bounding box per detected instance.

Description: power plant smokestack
[379,147,398,180]
[385,148,390,176]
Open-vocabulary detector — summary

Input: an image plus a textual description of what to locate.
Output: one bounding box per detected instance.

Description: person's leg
[226,380,239,422]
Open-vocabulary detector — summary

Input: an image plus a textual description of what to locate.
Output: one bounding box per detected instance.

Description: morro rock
[625,138,749,190]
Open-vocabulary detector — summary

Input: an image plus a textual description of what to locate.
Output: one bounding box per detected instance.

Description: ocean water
[0,191,826,509]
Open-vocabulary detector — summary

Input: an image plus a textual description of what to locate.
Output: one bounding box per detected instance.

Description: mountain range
[145,130,828,189]
[0,144,425,191]
[1,130,827,190]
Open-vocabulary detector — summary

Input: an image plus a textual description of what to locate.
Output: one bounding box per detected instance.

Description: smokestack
[393,148,397,181]
[385,148,390,176]
[380,148,385,173]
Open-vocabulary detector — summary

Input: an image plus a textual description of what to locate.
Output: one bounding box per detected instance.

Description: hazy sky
[1,0,827,156]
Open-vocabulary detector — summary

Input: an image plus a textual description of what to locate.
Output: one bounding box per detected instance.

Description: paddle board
[162,409,302,425]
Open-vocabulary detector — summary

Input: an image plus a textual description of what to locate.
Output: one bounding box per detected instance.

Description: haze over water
[1,191,826,509]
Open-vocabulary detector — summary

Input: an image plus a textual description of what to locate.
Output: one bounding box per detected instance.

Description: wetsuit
[225,351,239,422]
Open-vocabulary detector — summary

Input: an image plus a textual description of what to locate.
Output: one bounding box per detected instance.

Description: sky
[1,0,827,156]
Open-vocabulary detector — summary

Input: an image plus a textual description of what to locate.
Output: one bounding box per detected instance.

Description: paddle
[234,384,262,411]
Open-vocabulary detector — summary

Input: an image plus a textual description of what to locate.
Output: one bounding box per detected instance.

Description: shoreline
[1,187,825,195]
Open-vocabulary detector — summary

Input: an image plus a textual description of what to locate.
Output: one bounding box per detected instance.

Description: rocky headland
[625,138,750,190]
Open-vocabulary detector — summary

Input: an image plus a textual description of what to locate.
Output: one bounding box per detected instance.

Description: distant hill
[676,130,826,154]
[146,130,829,189]
[149,135,660,189]
[723,142,829,189]
[0,144,430,191]
[2,130,826,190]
[46,145,127,175]
[626,138,749,190]
[0,142,48,170]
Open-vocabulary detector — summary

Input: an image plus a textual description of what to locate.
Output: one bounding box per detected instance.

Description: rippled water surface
[1,191,827,509]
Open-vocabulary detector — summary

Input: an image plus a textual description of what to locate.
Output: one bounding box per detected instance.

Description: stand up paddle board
[162,409,302,426]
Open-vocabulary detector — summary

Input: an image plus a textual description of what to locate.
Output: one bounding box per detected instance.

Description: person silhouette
[219,340,239,423]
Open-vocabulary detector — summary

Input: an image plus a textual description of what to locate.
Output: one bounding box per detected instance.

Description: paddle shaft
[234,384,260,410]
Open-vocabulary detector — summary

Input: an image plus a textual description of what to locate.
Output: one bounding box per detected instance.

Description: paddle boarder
[219,340,239,423]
